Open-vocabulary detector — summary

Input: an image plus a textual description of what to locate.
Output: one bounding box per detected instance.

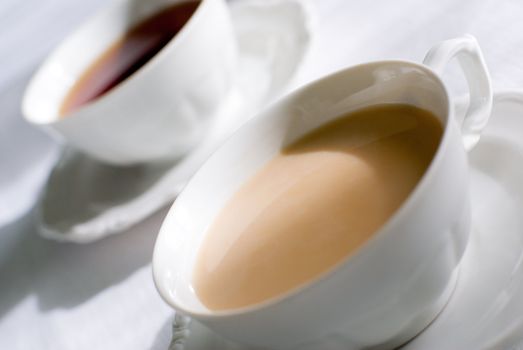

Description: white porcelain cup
[22,0,237,165]
[153,35,492,350]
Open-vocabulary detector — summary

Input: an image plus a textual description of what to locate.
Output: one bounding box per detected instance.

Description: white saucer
[38,0,312,243]
[165,91,523,350]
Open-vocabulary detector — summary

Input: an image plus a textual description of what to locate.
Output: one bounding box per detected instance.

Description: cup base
[293,267,460,350]
[168,267,460,350]
[380,266,460,350]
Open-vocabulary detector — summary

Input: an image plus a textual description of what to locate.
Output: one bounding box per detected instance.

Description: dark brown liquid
[193,104,443,311]
[60,1,200,116]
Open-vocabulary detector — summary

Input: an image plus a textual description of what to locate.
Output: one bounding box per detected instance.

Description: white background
[2,0,523,349]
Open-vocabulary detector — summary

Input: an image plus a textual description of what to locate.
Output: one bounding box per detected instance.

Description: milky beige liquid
[193,104,443,311]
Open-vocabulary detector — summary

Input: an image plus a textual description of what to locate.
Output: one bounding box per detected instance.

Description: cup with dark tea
[23,0,237,165]
[153,35,492,349]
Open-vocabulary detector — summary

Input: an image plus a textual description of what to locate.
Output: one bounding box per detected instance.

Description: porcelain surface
[37,0,311,243]
[23,0,238,165]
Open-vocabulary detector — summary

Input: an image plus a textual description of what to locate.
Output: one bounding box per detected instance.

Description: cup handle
[423,34,493,151]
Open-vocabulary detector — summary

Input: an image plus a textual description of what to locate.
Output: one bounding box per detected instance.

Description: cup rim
[21,0,208,125]
[153,59,453,319]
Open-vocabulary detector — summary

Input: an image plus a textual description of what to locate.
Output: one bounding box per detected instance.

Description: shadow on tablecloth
[0,204,168,318]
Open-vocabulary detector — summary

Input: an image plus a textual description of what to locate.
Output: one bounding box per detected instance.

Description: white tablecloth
[2,0,523,349]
